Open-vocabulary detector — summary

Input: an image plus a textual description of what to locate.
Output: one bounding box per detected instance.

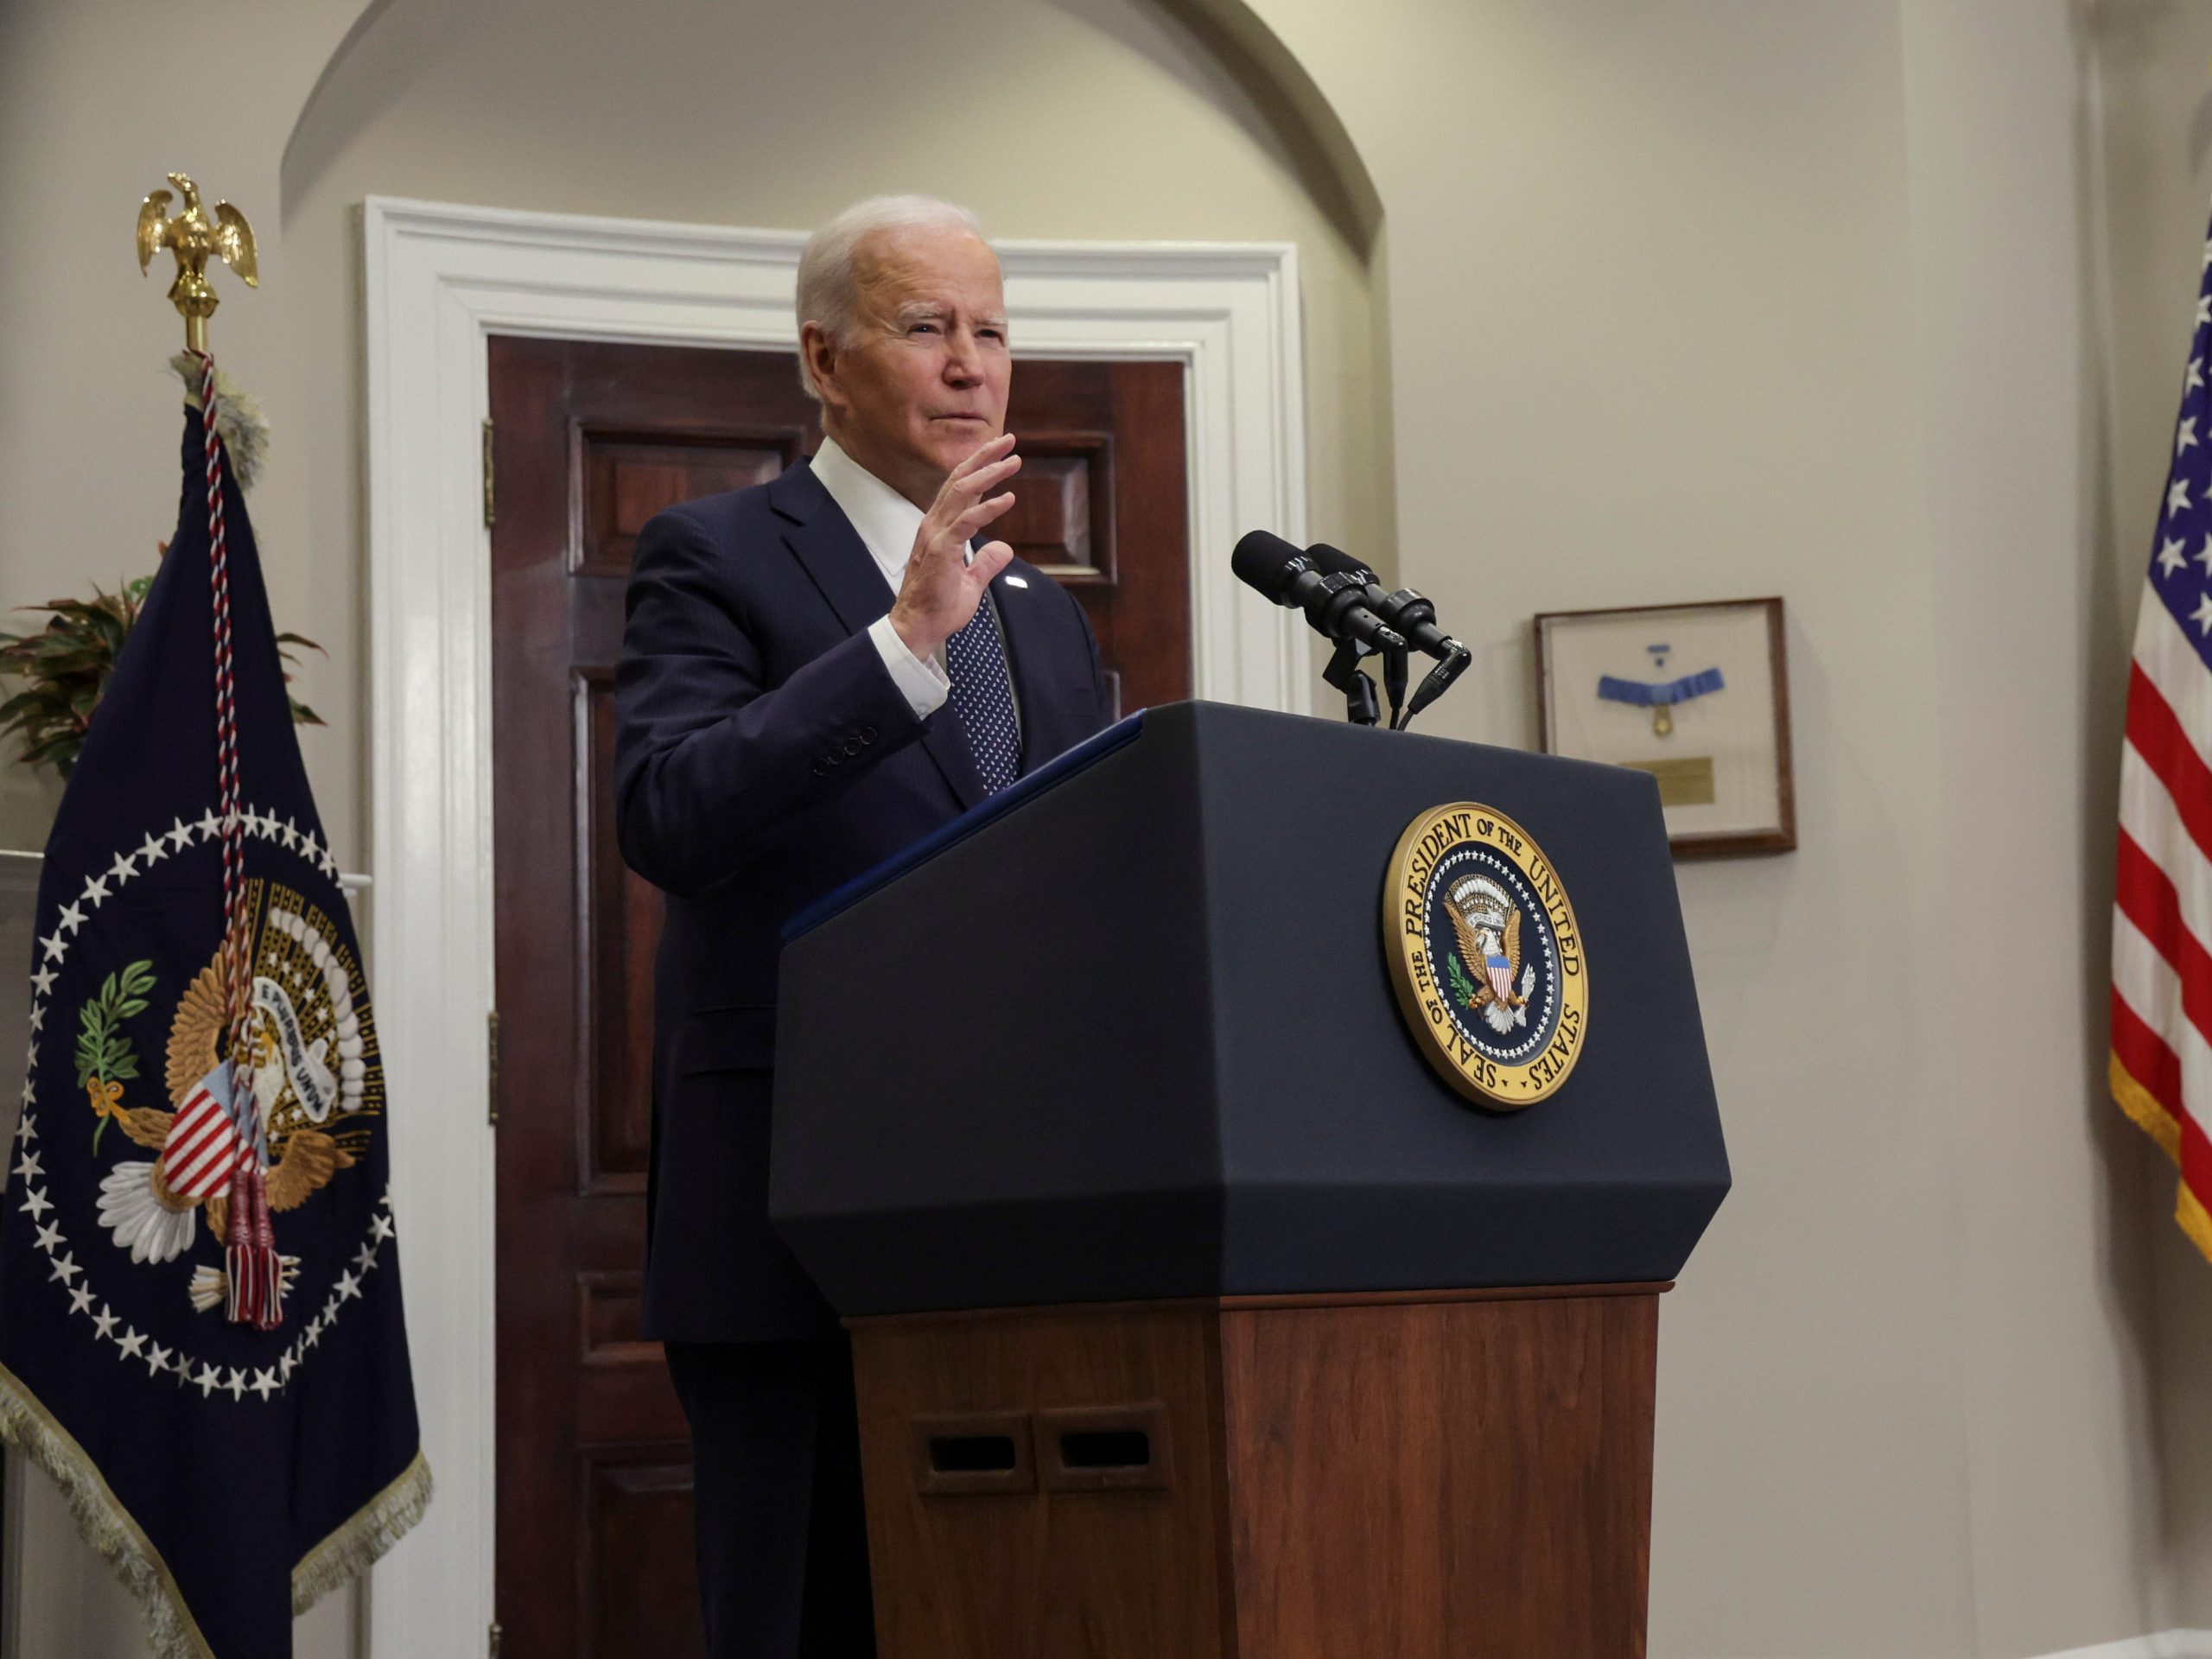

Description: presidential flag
[2111,211,2212,1270]
[0,363,429,1658]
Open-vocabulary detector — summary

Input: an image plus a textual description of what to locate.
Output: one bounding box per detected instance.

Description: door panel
[490,334,1189,1655]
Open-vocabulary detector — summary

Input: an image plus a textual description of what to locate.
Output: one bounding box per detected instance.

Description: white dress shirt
[810,436,953,721]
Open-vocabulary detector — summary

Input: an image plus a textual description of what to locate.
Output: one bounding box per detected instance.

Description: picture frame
[1533,596,1795,859]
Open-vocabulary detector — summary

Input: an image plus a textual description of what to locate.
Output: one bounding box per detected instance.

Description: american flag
[2110,213,2212,1268]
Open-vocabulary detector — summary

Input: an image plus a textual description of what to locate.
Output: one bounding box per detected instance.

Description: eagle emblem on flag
[89,881,374,1313]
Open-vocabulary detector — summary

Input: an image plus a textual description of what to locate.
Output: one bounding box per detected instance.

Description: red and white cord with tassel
[196,350,283,1330]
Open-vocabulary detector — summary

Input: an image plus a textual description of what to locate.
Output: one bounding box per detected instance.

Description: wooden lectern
[772,702,1729,1658]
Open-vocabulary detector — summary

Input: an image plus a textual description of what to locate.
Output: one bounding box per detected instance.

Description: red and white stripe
[2110,586,2212,1262]
[158,1074,248,1201]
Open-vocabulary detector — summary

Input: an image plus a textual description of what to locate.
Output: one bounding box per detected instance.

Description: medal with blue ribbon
[1597,664,1725,735]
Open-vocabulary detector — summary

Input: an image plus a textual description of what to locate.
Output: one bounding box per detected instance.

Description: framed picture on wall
[1534,596,1795,858]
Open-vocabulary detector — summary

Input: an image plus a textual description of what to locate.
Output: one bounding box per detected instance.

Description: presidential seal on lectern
[1384,802,1588,1108]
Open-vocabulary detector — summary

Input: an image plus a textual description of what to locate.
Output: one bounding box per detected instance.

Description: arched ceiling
[282,0,1378,253]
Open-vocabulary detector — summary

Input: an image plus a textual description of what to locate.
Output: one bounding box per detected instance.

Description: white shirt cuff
[867,614,950,718]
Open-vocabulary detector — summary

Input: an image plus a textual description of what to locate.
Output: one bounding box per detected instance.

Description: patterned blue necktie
[945,597,1021,796]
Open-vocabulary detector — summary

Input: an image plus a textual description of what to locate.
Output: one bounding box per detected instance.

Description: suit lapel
[769,460,894,634]
[770,458,987,811]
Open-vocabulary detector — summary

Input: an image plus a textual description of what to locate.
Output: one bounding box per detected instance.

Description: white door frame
[359,194,1308,1655]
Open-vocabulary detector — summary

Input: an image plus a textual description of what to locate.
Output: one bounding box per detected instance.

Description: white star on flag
[137,832,165,865]
[36,931,64,965]
[67,1284,93,1316]
[2189,593,2212,636]
[249,1370,279,1402]
[146,1344,170,1377]
[19,1187,52,1221]
[2158,538,2188,576]
[92,1306,118,1340]
[194,1364,220,1398]
[32,1222,62,1254]
[79,874,108,905]
[106,852,135,882]
[166,817,194,851]
[29,967,53,996]
[56,902,85,935]
[118,1329,146,1359]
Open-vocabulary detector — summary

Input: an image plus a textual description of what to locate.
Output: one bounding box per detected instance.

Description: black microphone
[1300,542,1472,729]
[1303,543,1464,664]
[1231,531,1406,656]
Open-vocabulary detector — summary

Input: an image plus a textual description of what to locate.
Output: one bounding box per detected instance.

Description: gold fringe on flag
[0,1358,431,1656]
[290,1448,432,1614]
[2108,1052,2212,1266]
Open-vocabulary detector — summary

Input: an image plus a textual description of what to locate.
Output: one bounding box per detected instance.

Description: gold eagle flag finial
[137,172,257,353]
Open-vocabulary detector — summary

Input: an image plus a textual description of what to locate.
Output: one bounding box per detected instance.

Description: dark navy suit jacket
[613,457,1111,1341]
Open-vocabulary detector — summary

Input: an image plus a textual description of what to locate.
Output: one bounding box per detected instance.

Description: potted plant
[0,564,321,779]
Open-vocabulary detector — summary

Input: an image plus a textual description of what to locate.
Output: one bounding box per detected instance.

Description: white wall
[1904,0,2169,1647]
[1225,0,2192,1652]
[2,0,2208,1656]
[2085,0,2212,1629]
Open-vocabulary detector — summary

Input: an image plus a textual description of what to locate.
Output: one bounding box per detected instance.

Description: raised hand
[888,433,1020,661]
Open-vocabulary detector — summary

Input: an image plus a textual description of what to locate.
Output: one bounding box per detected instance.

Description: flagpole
[136,175,289,1325]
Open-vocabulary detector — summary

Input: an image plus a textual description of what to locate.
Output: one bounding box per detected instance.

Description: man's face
[810,224,1011,505]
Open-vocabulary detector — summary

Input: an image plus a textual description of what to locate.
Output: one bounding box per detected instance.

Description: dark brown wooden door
[990,359,1188,718]
[489,334,1189,1656]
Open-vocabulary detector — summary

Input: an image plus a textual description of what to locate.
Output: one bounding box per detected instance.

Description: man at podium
[612,195,1111,1659]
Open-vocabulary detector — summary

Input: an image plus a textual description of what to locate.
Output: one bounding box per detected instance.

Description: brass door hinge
[486,1010,500,1126]
[488,1620,503,1658]
[481,417,496,530]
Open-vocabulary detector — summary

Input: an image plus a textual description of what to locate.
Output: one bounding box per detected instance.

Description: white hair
[795,194,991,400]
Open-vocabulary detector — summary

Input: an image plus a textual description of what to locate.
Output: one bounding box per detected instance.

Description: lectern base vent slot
[1058,1430,1150,1470]
[931,1435,1017,1473]
[910,1409,1036,1495]
[1039,1402,1175,1491]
